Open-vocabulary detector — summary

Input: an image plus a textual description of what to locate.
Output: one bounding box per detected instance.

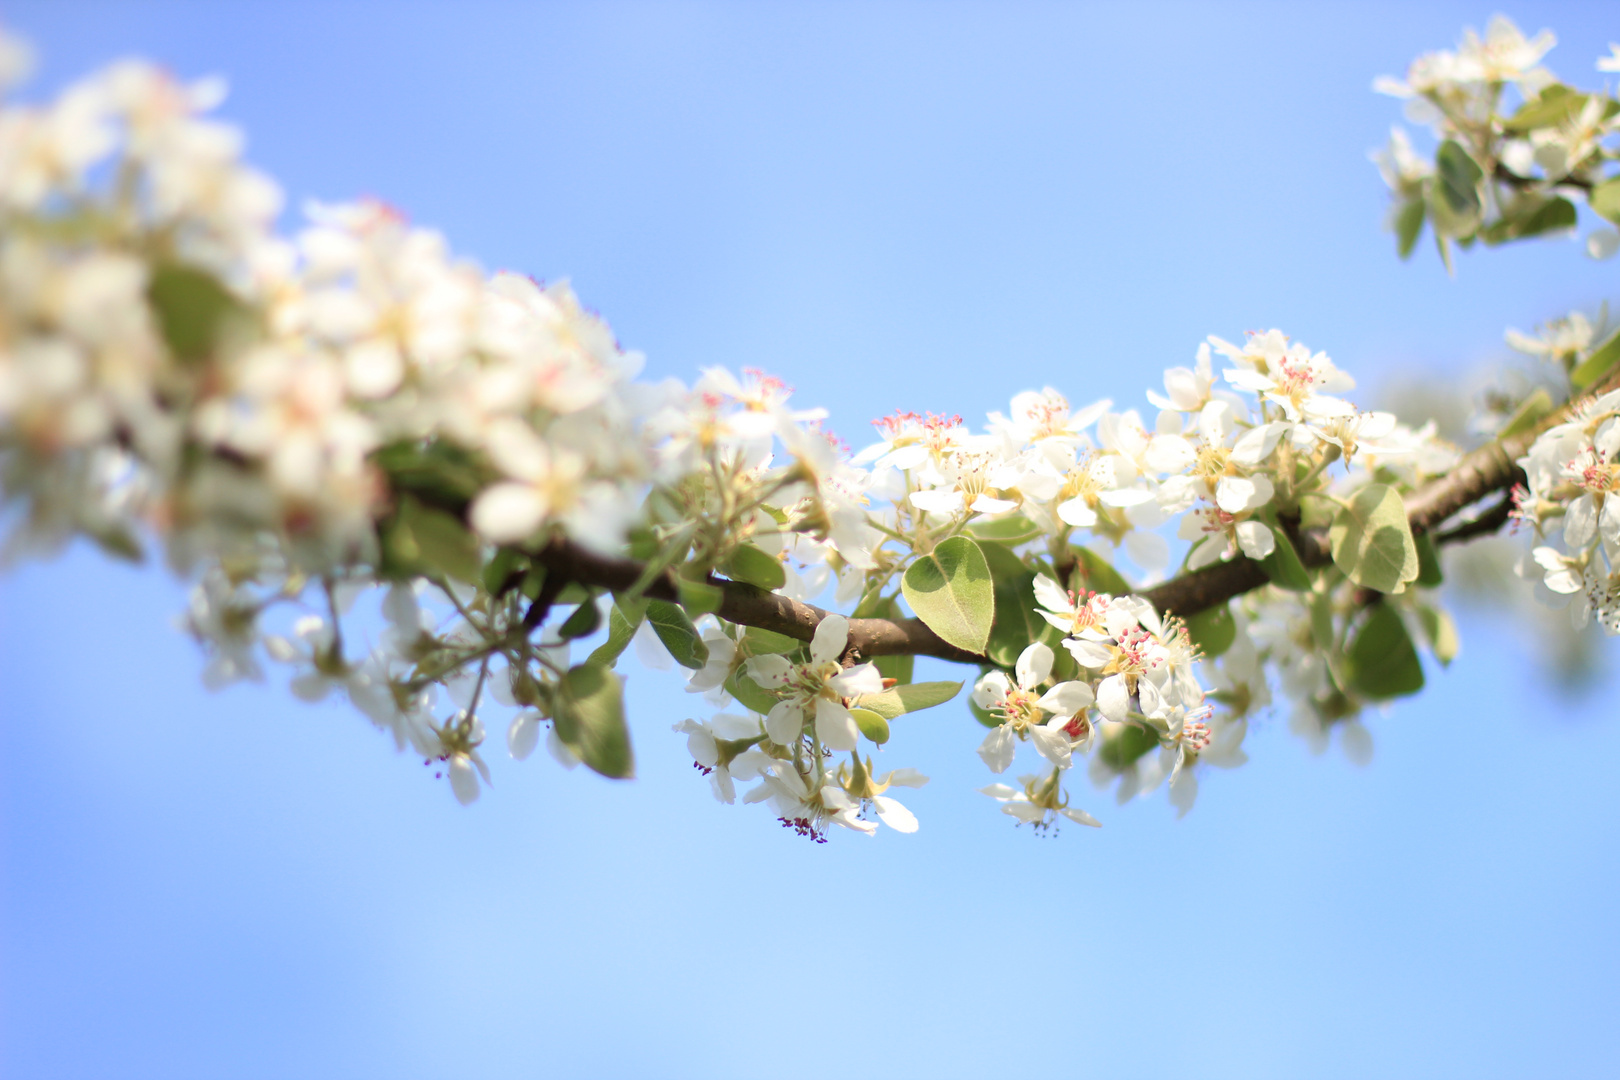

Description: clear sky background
[3,3,1620,1078]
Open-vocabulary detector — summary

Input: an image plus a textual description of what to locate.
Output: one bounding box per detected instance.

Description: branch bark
[502,371,1620,668]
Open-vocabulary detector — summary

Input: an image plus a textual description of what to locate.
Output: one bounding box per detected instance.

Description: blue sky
[3,4,1620,1078]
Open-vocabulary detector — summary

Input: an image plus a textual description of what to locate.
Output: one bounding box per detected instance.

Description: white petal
[1097,674,1131,722]
[872,795,919,833]
[1565,495,1598,548]
[1060,807,1102,827]
[1016,642,1054,689]
[1037,680,1093,715]
[765,700,803,744]
[815,698,859,751]
[977,725,1017,773]
[810,614,849,664]
[1065,638,1113,669]
[1030,721,1074,769]
[1056,496,1097,528]
[447,757,481,805]
[508,712,540,760]
[1236,520,1275,560]
[829,662,884,698]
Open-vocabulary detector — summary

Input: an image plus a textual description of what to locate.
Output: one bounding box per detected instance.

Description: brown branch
[438,369,1620,669]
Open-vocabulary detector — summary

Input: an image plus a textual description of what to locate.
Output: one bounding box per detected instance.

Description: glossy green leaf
[1593,177,1620,226]
[675,575,723,617]
[1258,524,1313,591]
[1572,329,1620,391]
[1395,196,1426,259]
[147,262,243,363]
[1098,722,1159,770]
[557,599,602,640]
[852,680,963,720]
[980,540,1056,668]
[967,513,1039,541]
[723,543,787,591]
[645,599,709,670]
[1497,387,1555,437]
[901,536,994,654]
[1186,603,1236,658]
[850,707,891,746]
[380,495,482,584]
[1346,603,1425,700]
[743,625,801,655]
[587,599,647,667]
[1069,546,1133,597]
[723,669,781,717]
[1503,85,1584,133]
[552,663,634,778]
[1329,484,1419,594]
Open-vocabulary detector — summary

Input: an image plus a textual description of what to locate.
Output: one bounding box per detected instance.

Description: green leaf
[675,576,723,617]
[1329,484,1419,594]
[1415,532,1444,588]
[557,600,602,640]
[645,599,709,670]
[1098,722,1159,770]
[901,536,994,654]
[1572,329,1620,391]
[482,547,527,596]
[88,523,144,563]
[874,652,914,685]
[379,495,482,584]
[1417,604,1460,666]
[372,438,494,509]
[587,599,646,667]
[1186,603,1236,658]
[723,669,781,717]
[723,543,787,591]
[552,663,634,778]
[1497,387,1555,437]
[743,625,801,655]
[980,540,1057,668]
[1068,546,1133,597]
[146,262,244,363]
[1395,196,1426,259]
[852,680,963,720]
[850,707,891,746]
[966,512,1039,541]
[1503,85,1584,133]
[1258,524,1313,591]
[1593,178,1620,226]
[1310,589,1336,652]
[1508,196,1578,240]
[1346,603,1425,700]
[1435,140,1483,216]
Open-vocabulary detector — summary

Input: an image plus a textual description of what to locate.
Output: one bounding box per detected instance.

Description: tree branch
[480,371,1620,669]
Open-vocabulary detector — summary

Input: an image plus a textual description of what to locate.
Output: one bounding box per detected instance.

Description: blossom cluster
[0,23,1586,837]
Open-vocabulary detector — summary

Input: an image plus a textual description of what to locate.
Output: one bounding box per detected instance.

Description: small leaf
[1395,196,1426,259]
[676,576,723,617]
[587,599,646,667]
[1329,484,1419,594]
[742,625,801,655]
[1434,140,1483,218]
[1503,85,1584,133]
[873,652,914,685]
[1346,603,1424,700]
[1497,387,1555,437]
[966,513,1039,541]
[1186,603,1236,658]
[852,680,964,720]
[1258,524,1313,591]
[1415,532,1444,588]
[380,495,482,584]
[147,262,244,363]
[482,547,527,596]
[552,663,634,778]
[372,438,494,508]
[557,600,602,640]
[1593,178,1620,226]
[723,544,787,591]
[901,536,994,654]
[723,670,781,717]
[1310,589,1336,652]
[1572,329,1620,391]
[850,707,891,745]
[1098,723,1159,770]
[1417,604,1460,666]
[1068,546,1133,597]
[645,599,709,670]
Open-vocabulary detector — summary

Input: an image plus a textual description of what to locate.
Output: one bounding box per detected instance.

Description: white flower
[979,774,1101,830]
[673,713,770,803]
[744,615,882,751]
[971,642,1094,772]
